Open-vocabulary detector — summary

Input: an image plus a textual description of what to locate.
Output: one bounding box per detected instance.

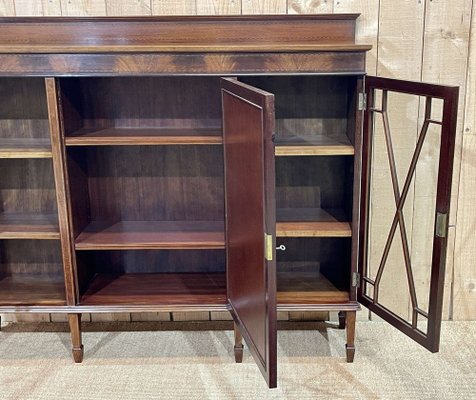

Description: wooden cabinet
[0,15,458,388]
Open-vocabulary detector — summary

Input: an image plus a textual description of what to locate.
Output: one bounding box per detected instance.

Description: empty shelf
[275,133,354,156]
[0,212,60,240]
[75,220,225,250]
[276,208,352,237]
[80,273,227,306]
[0,275,66,306]
[0,138,52,158]
[277,272,349,304]
[65,127,223,146]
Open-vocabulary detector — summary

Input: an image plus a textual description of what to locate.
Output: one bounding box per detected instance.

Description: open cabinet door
[221,78,277,388]
[359,76,458,352]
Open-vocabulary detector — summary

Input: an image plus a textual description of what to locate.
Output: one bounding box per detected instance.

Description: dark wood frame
[358,76,459,352]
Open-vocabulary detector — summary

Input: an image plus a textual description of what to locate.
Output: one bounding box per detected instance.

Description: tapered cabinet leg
[338,311,346,329]
[68,314,84,363]
[233,322,243,363]
[345,311,356,363]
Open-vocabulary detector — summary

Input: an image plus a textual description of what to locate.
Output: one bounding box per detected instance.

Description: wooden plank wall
[0,1,474,322]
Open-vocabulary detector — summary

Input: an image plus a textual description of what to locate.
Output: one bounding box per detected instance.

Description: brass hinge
[358,92,367,111]
[435,212,448,238]
[352,272,361,288]
[264,233,273,261]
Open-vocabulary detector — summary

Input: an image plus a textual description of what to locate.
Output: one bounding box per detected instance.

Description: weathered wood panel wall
[0,0,474,322]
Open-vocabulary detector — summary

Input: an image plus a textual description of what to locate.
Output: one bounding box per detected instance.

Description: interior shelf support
[345,311,356,363]
[68,313,84,363]
[233,322,244,363]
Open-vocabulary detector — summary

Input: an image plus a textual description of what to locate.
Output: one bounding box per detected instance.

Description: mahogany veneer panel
[0,158,57,215]
[0,15,366,53]
[277,272,349,304]
[275,134,354,156]
[276,208,352,237]
[0,212,59,239]
[79,271,348,307]
[0,138,52,158]
[0,275,66,306]
[65,127,223,146]
[0,53,367,76]
[75,221,225,250]
[80,273,227,306]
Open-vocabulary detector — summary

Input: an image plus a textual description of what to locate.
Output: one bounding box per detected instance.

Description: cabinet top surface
[0,14,371,54]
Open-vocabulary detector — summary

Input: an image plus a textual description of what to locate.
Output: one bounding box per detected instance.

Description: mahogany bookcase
[0,15,458,388]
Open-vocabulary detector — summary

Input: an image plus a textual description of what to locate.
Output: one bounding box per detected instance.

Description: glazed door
[221,78,277,388]
[359,76,458,351]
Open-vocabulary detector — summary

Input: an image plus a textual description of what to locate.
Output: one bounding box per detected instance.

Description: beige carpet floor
[0,321,474,400]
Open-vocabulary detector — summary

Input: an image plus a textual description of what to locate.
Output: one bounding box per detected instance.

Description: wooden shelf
[0,138,52,158]
[276,208,352,237]
[0,212,60,240]
[79,271,348,307]
[65,127,223,146]
[80,273,227,306]
[75,220,225,250]
[0,275,66,306]
[275,133,354,156]
[277,272,349,304]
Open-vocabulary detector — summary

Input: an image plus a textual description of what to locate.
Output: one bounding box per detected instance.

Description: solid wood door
[359,76,458,351]
[221,78,277,388]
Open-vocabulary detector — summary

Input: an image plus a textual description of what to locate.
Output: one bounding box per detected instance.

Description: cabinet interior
[0,78,52,157]
[0,240,65,306]
[0,78,63,306]
[241,75,357,304]
[57,75,357,307]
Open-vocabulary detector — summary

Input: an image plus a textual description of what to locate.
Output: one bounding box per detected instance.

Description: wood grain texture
[0,78,50,140]
[61,0,106,16]
[222,77,277,387]
[0,212,59,239]
[80,273,227,306]
[0,0,14,16]
[275,133,354,156]
[197,0,240,15]
[152,0,196,15]
[105,0,151,16]
[276,207,351,237]
[0,16,362,53]
[0,159,57,214]
[454,1,476,319]
[242,0,286,14]
[64,127,223,146]
[75,221,225,250]
[334,0,379,74]
[0,275,65,306]
[288,0,333,14]
[0,138,52,158]
[420,0,475,318]
[14,0,61,15]
[277,272,349,304]
[46,77,82,306]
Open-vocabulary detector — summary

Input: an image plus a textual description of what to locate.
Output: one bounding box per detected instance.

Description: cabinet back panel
[240,76,355,139]
[277,237,350,290]
[69,145,224,222]
[0,78,50,140]
[77,249,225,276]
[276,156,353,213]
[0,159,57,214]
[0,240,63,278]
[60,77,222,132]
